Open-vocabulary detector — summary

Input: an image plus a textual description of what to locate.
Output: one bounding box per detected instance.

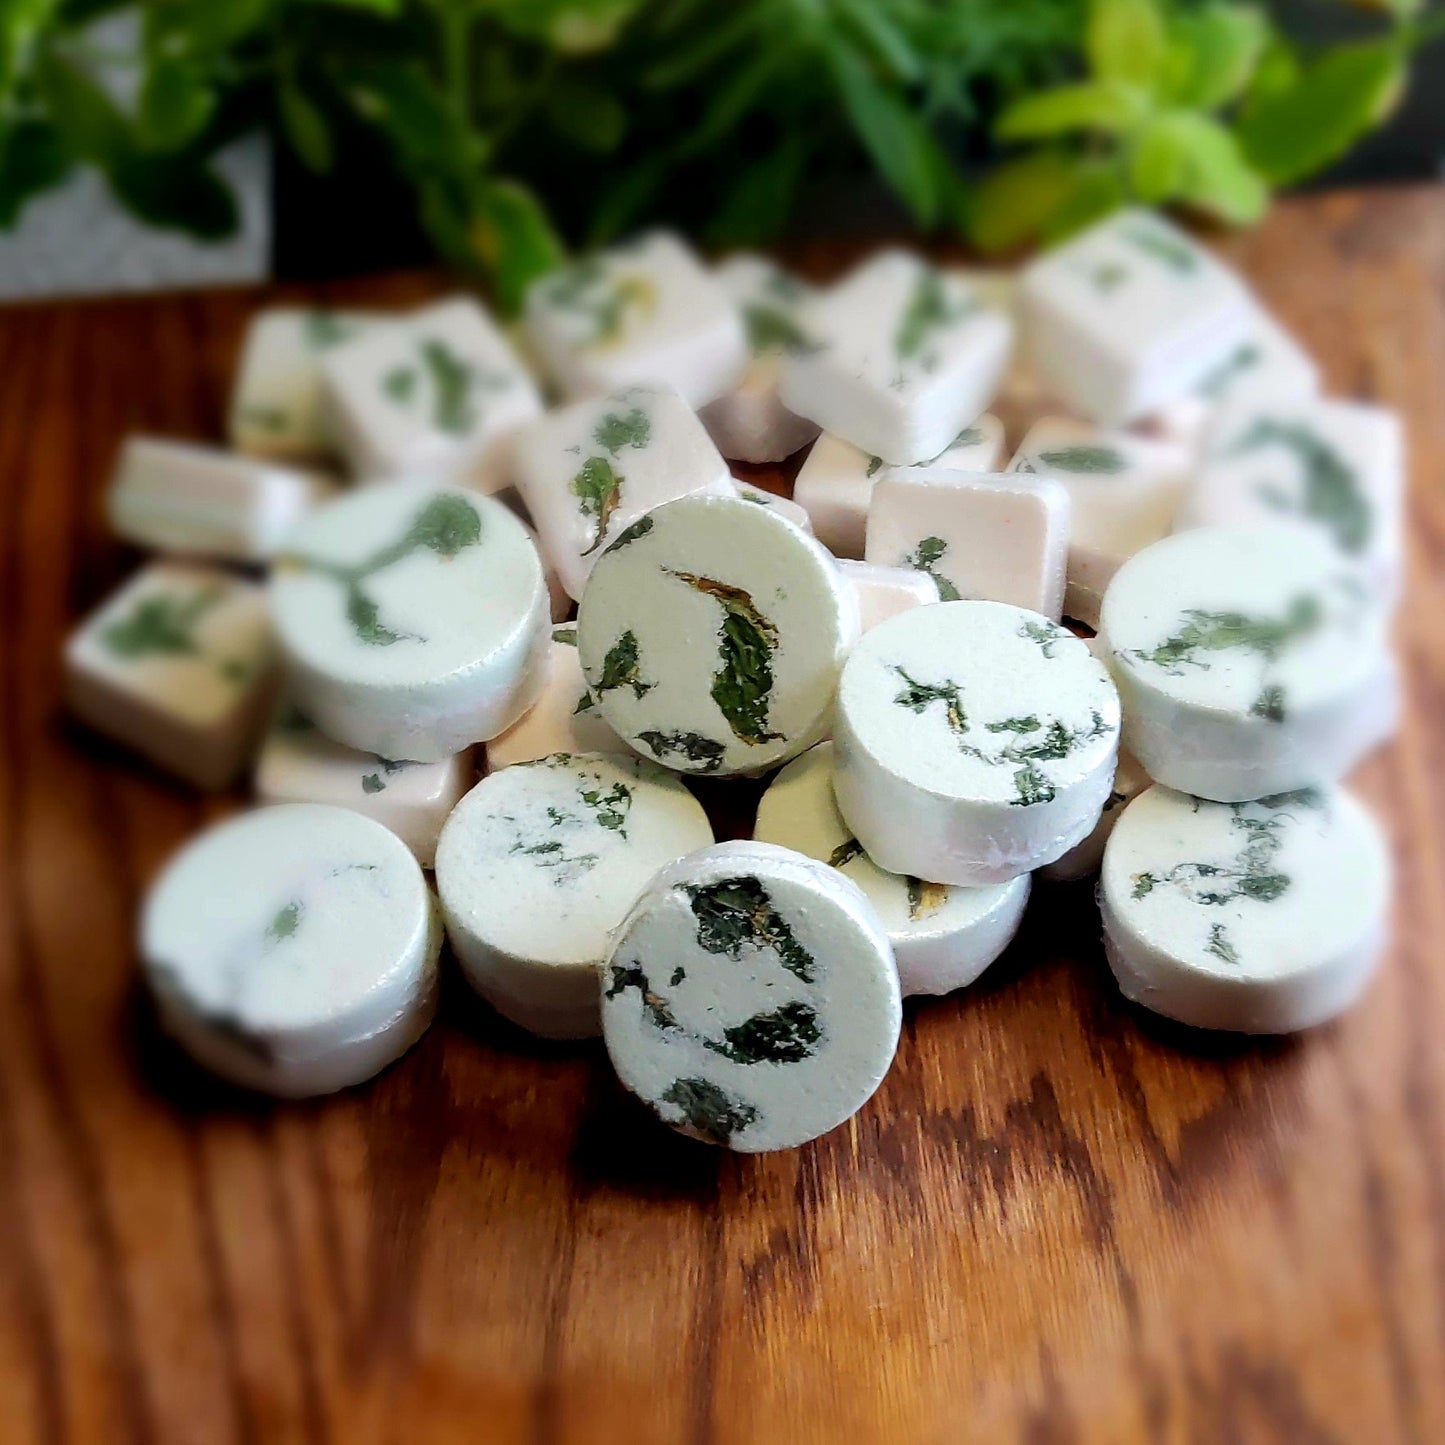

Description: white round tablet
[833,601,1120,885]
[435,751,714,1039]
[1099,525,1395,802]
[1100,783,1389,1033]
[754,743,1030,996]
[271,484,550,761]
[576,492,859,776]
[141,803,440,1096]
[600,840,900,1152]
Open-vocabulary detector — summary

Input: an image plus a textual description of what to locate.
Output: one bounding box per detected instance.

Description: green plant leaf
[1162,4,1268,110]
[966,149,1086,253]
[1041,161,1129,242]
[110,153,239,239]
[1238,39,1404,186]
[468,179,566,314]
[0,120,73,227]
[1086,0,1167,91]
[995,79,1146,140]
[705,130,806,246]
[837,0,921,84]
[1164,112,1268,222]
[1,0,60,99]
[545,77,627,152]
[138,58,216,151]
[279,73,334,173]
[823,35,942,225]
[1129,113,1188,200]
[34,51,128,167]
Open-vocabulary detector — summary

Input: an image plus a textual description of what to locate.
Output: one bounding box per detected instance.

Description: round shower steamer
[271,484,550,761]
[1100,783,1390,1033]
[435,751,714,1039]
[576,492,859,777]
[754,743,1030,996]
[600,840,901,1152]
[833,601,1120,885]
[141,804,440,1096]
[1099,525,1396,802]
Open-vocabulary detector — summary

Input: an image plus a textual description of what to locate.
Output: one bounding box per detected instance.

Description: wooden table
[1,187,1442,1445]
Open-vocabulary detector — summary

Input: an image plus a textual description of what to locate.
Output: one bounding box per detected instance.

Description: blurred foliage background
[2,0,1442,309]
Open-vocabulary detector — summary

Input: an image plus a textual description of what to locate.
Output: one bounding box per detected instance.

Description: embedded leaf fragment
[593,406,651,454]
[302,311,356,349]
[705,1001,821,1064]
[419,338,478,435]
[572,455,624,554]
[595,630,654,699]
[900,536,961,601]
[906,875,948,920]
[1035,445,1127,474]
[661,1077,758,1145]
[1018,618,1062,658]
[894,269,975,366]
[1230,417,1372,555]
[603,513,654,553]
[665,571,781,746]
[828,837,865,869]
[605,962,677,1030]
[1121,222,1198,275]
[892,665,968,736]
[265,900,303,942]
[541,259,655,349]
[578,779,633,834]
[100,586,224,660]
[636,729,725,772]
[685,876,815,982]
[742,302,812,356]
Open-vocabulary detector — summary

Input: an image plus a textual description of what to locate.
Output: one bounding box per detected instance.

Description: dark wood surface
[2,187,1443,1445]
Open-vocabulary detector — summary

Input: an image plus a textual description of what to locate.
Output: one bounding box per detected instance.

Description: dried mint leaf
[665,571,781,746]
[1035,445,1127,474]
[595,630,654,699]
[705,1001,821,1064]
[572,455,623,554]
[685,876,815,982]
[661,1077,758,1145]
[900,536,961,601]
[636,729,724,772]
[1229,417,1371,555]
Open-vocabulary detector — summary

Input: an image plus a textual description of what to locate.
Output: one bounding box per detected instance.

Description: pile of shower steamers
[69,212,1401,1148]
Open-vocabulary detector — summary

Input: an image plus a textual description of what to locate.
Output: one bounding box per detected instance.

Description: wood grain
[1,188,1443,1445]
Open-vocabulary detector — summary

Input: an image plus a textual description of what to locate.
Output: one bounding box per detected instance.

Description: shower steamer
[1019,208,1254,425]
[435,752,713,1039]
[791,416,1004,557]
[320,295,542,490]
[484,625,624,770]
[141,804,440,1096]
[1177,395,1404,606]
[576,492,859,776]
[600,840,901,1152]
[834,602,1120,885]
[271,484,550,761]
[108,437,335,564]
[253,704,472,867]
[512,382,731,602]
[1100,784,1389,1034]
[523,231,747,406]
[1098,525,1396,802]
[781,251,1012,465]
[229,307,390,460]
[755,744,1030,997]
[699,254,821,463]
